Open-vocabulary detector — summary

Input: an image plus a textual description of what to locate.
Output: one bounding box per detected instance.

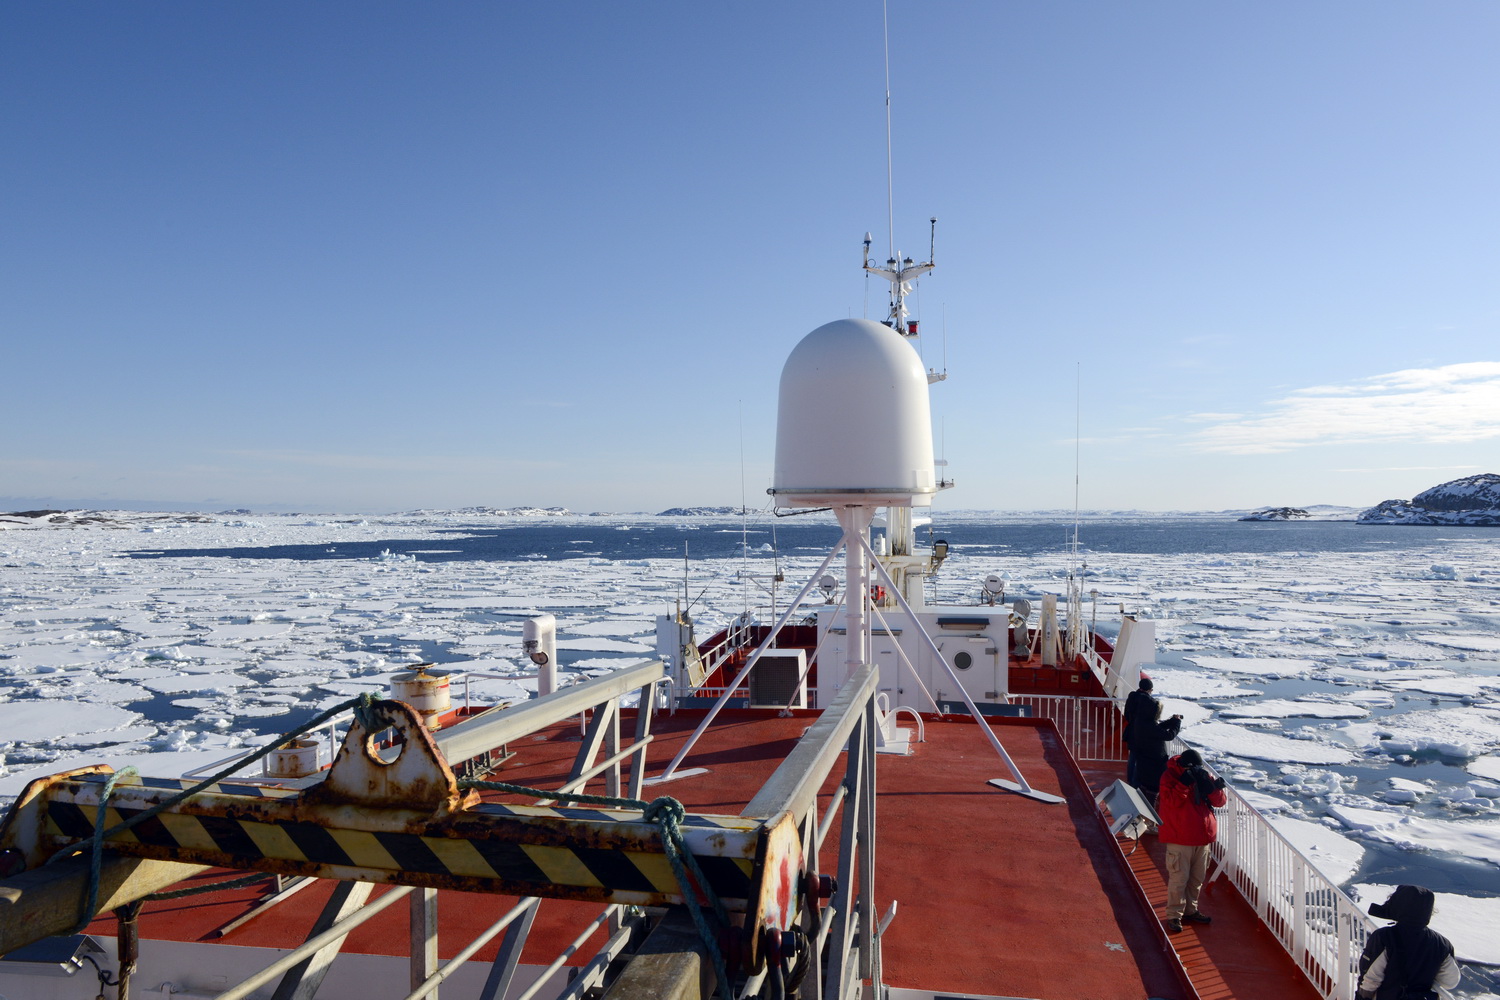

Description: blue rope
[460,778,735,997]
[52,692,379,934]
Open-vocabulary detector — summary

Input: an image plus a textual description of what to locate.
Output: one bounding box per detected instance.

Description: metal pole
[214,887,416,1000]
[836,507,875,688]
[115,900,141,1000]
[857,531,1045,796]
[656,541,845,781]
[411,887,439,1000]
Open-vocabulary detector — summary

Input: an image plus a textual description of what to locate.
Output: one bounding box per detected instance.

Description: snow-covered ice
[1363,815,1500,868]
[1218,698,1369,719]
[1189,720,1357,764]
[1267,814,1366,885]
[1334,707,1500,760]
[1183,655,1323,676]
[5,509,1500,920]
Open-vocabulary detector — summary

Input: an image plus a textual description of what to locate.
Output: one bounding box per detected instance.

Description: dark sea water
[124,516,1500,564]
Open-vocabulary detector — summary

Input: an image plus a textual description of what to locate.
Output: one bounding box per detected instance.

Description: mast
[858,4,949,603]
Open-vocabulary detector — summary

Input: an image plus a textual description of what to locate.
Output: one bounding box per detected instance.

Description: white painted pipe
[524,614,557,697]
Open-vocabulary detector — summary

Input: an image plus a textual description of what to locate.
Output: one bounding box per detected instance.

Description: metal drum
[392,664,452,729]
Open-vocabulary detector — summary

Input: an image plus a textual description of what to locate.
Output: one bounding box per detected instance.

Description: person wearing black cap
[1129,696,1182,807]
[1157,747,1226,932]
[1356,885,1459,999]
[1123,677,1158,789]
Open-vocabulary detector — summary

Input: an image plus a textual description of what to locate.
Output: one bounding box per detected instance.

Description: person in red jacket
[1157,748,1227,933]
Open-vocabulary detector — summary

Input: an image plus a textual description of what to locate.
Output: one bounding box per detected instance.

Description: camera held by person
[1176,750,1226,805]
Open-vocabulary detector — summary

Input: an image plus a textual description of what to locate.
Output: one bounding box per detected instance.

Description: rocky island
[1239,507,1312,521]
[1358,473,1500,526]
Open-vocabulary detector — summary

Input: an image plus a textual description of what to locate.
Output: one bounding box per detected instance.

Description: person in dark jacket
[1122,677,1156,787]
[1157,748,1226,932]
[1356,884,1459,1000]
[1129,700,1181,806]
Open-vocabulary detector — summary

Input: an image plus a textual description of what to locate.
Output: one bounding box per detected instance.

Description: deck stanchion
[271,881,376,1000]
[1336,905,1353,1000]
[477,898,541,1000]
[410,887,439,1000]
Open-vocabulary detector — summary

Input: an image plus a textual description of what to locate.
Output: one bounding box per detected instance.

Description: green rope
[460,778,735,998]
[145,871,273,901]
[49,696,737,997]
[53,692,380,934]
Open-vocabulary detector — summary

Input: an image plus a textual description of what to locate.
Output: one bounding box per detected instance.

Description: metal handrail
[179,714,345,783]
[1027,674,1443,1000]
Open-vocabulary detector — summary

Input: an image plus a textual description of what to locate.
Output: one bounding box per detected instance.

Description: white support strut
[652,540,847,782]
[854,531,1061,803]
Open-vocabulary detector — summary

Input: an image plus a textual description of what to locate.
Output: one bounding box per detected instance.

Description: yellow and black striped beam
[6,769,773,911]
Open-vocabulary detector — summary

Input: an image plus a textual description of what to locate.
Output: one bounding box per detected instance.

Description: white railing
[1017,684,1453,1000]
[1009,694,1128,762]
[180,714,346,783]
[1214,786,1365,1000]
[1211,787,1455,1000]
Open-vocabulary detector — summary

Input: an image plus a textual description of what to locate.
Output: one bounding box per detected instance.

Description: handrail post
[1291,854,1307,974]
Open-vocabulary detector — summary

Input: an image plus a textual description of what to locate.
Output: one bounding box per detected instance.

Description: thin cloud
[1333,465,1481,473]
[1190,363,1500,454]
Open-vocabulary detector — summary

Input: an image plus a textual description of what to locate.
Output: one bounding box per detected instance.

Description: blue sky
[4,2,1498,514]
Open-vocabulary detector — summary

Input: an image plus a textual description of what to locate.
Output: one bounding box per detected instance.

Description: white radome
[771,318,936,507]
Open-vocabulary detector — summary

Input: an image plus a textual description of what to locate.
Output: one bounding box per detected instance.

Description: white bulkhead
[772,318,938,508]
[814,605,1010,712]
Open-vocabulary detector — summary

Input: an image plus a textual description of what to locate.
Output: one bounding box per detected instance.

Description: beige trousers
[1165,842,1210,920]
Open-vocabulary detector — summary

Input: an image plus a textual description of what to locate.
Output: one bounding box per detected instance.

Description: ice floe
[1266,814,1365,884]
[1362,816,1500,867]
[1183,655,1323,677]
[1140,667,1263,700]
[1334,707,1500,759]
[1189,720,1356,764]
[0,700,142,743]
[1218,699,1369,719]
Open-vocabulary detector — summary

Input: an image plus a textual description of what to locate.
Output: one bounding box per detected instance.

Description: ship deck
[78,709,1320,1000]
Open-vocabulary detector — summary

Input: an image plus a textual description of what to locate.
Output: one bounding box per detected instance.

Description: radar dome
[770,318,937,507]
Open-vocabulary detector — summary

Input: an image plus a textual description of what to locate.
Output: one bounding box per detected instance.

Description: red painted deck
[81,710,1317,1000]
[1078,763,1325,1000]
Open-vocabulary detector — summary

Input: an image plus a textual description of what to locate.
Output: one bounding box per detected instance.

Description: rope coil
[459,778,735,998]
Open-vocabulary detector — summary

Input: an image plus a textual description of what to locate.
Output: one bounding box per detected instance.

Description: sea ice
[0,700,142,743]
[554,637,654,653]
[1188,720,1356,765]
[140,673,256,695]
[1413,632,1500,653]
[1139,667,1263,700]
[1237,788,1291,812]
[1363,816,1500,868]
[7,644,122,668]
[1266,814,1365,885]
[1472,757,1500,782]
[1390,675,1500,699]
[1218,699,1369,720]
[1183,655,1323,677]
[1327,803,1407,832]
[1334,707,1500,759]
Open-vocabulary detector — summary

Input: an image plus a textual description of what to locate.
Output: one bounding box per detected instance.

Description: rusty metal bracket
[302,700,477,815]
